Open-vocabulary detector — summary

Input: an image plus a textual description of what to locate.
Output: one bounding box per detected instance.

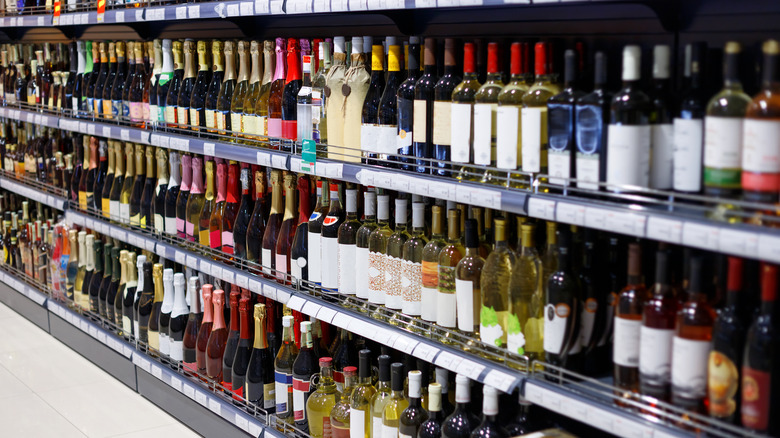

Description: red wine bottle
[290,175,312,281]
[281,38,302,153]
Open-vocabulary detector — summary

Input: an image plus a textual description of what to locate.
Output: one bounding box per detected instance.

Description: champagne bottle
[159,268,175,359]
[281,38,303,151]
[246,166,268,268]
[147,263,164,353]
[274,173,298,282]
[189,40,212,132]
[208,159,227,251]
[261,170,283,277]
[205,40,225,134]
[246,302,276,412]
[275,315,299,423]
[290,174,312,281]
[349,349,375,438]
[128,144,145,226]
[231,297,252,399]
[176,154,192,238]
[164,151,180,235]
[139,146,156,229]
[196,284,214,376]
[182,276,202,373]
[176,39,197,129]
[153,148,169,232]
[243,41,263,141]
[169,273,188,366]
[137,261,154,347]
[216,41,237,135]
[206,289,228,381]
[233,163,254,260]
[293,321,319,431]
[122,252,137,336]
[165,40,184,127]
[230,40,250,137]
[222,288,241,392]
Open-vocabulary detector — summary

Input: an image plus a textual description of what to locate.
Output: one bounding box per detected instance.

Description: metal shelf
[0,173,68,210]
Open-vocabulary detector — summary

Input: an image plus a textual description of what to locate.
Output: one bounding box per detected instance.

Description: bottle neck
[298,179,312,223]
[253,313,268,349]
[212,297,226,330]
[215,163,227,203]
[226,164,240,205]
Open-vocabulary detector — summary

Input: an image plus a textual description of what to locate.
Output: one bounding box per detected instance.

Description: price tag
[240,1,254,14]
[204,142,216,156]
[456,359,485,380]
[276,289,290,304]
[584,206,609,230]
[115,11,125,22]
[412,343,440,362]
[175,6,187,19]
[170,137,189,152]
[719,228,759,258]
[560,396,589,421]
[211,265,223,281]
[248,278,263,293]
[271,154,287,170]
[606,211,646,237]
[88,326,98,338]
[590,410,616,434]
[262,284,276,300]
[151,365,163,380]
[330,0,348,10]
[235,414,250,432]
[186,255,198,269]
[255,0,270,13]
[199,260,212,275]
[613,416,645,438]
[393,335,418,354]
[434,351,462,370]
[555,202,586,226]
[144,239,156,252]
[286,295,306,311]
[170,377,183,392]
[332,312,351,328]
[682,222,720,250]
[222,270,235,285]
[248,422,263,436]
[313,0,330,12]
[325,163,343,178]
[195,391,208,407]
[316,306,337,323]
[270,0,284,12]
[348,0,367,9]
[528,197,556,221]
[227,3,240,16]
[257,151,271,166]
[208,397,222,415]
[183,384,196,399]
[120,129,130,141]
[759,235,780,264]
[187,5,200,18]
[646,217,682,244]
[483,369,517,393]
[416,0,436,6]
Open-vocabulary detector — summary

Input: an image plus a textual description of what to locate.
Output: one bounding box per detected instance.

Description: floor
[0,301,202,438]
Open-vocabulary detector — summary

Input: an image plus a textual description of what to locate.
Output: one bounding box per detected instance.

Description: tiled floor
[0,301,201,438]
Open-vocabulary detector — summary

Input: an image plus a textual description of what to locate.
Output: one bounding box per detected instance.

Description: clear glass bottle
[331,366,357,438]
[381,363,408,438]
[480,218,514,355]
[306,357,339,438]
[437,209,464,343]
[275,315,299,423]
[349,349,376,438]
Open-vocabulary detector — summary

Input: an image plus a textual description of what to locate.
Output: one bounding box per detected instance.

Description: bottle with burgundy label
[221,161,241,258]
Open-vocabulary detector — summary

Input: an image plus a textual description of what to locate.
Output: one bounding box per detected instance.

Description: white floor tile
[0,393,87,437]
[0,363,31,400]
[107,422,201,438]
[38,379,179,438]
[0,343,112,393]
[0,311,52,352]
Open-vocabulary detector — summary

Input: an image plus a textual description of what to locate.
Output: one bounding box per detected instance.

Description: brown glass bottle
[261,170,283,277]
[275,173,298,284]
[206,289,229,382]
[246,166,267,269]
[208,160,227,252]
[614,243,649,394]
[221,161,240,257]
[196,284,214,376]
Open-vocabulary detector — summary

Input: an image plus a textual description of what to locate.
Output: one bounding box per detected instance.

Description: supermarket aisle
[0,301,201,438]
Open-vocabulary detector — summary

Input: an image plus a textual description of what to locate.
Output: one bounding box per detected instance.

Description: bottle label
[455,278,477,333]
[123,315,132,334]
[521,106,547,173]
[177,217,186,236]
[119,203,130,223]
[103,100,113,118]
[222,231,234,255]
[190,108,201,128]
[109,200,120,220]
[401,260,422,316]
[177,107,189,127]
[209,229,221,249]
[338,243,357,295]
[360,123,379,153]
[704,116,743,187]
[275,252,287,280]
[274,370,292,414]
[112,100,123,117]
[606,124,651,189]
[433,101,452,146]
[282,120,297,141]
[321,236,339,289]
[548,149,571,186]
[308,231,321,283]
[244,114,258,135]
[741,366,770,430]
[262,248,273,275]
[384,255,403,310]
[129,101,143,122]
[165,105,177,125]
[420,260,438,322]
[473,103,497,166]
[649,123,674,190]
[143,103,151,123]
[159,334,170,355]
[673,117,704,192]
[613,316,641,367]
[496,105,520,169]
[412,99,427,143]
[639,325,674,383]
[355,246,369,299]
[258,116,267,136]
[671,336,709,399]
[382,424,398,438]
[165,216,177,235]
[450,102,473,163]
[349,407,366,438]
[437,266,457,328]
[368,251,385,304]
[291,255,305,281]
[264,382,276,409]
[743,118,780,174]
[397,96,413,151]
[205,109,216,129]
[199,229,210,246]
[185,220,195,238]
[578,297,598,348]
[708,350,739,419]
[543,302,570,355]
[268,117,282,138]
[372,416,383,438]
[292,376,311,421]
[231,113,243,134]
[480,305,506,348]
[376,125,397,155]
[217,111,229,131]
[576,152,600,191]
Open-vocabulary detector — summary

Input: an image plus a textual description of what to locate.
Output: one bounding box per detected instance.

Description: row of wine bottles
[4,36,780,200]
[0,194,60,282]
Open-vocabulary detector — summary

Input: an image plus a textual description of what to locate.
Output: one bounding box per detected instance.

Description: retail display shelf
[0,174,68,210]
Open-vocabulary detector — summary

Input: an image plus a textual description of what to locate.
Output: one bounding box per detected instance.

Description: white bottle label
[412,100,427,143]
[349,407,366,438]
[376,125,398,155]
[450,102,472,163]
[110,200,120,221]
[338,243,357,295]
[169,339,183,361]
[650,123,674,190]
[368,251,384,304]
[159,334,170,355]
[308,231,321,283]
[704,116,743,169]
[231,113,243,133]
[165,106,177,125]
[372,416,383,438]
[177,107,189,127]
[384,255,403,310]
[576,153,600,190]
[291,256,305,281]
[548,149,571,186]
[521,107,545,173]
[355,247,369,299]
[321,236,339,289]
[639,325,674,381]
[454,278,475,332]
[119,203,130,223]
[165,216,177,235]
[606,124,651,189]
[743,119,780,173]
[543,302,570,355]
[360,123,379,153]
[436,288,457,329]
[154,214,164,233]
[421,285,437,322]
[671,336,710,398]
[382,424,398,438]
[401,260,422,316]
[244,114,258,135]
[123,315,131,334]
[496,105,520,170]
[673,117,704,192]
[613,316,642,367]
[261,248,273,276]
[472,103,494,166]
[433,101,452,146]
[275,253,287,281]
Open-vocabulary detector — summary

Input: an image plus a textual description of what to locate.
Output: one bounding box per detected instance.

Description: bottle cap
[282,315,294,327]
[395,198,408,224]
[483,386,499,415]
[412,202,425,228]
[301,321,311,333]
[455,374,470,403]
[727,257,743,292]
[359,349,371,378]
[378,355,391,381]
[428,383,442,412]
[622,45,642,81]
[653,45,670,79]
[163,268,174,282]
[319,357,333,367]
[408,370,422,398]
[391,362,404,391]
[464,218,478,248]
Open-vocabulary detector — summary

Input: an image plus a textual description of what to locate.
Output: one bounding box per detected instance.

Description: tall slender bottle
[311,40,330,144]
[381,363,408,438]
[290,175,312,281]
[376,42,401,162]
[128,144,145,226]
[118,143,134,224]
[139,146,156,229]
[268,38,288,147]
[198,158,216,247]
[100,142,115,218]
[355,192,378,307]
[430,39,461,176]
[397,37,421,169]
[321,182,345,293]
[137,261,154,347]
[399,370,428,438]
[297,46,315,143]
[87,239,103,314]
[147,264,164,354]
[222,289,241,392]
[182,277,202,373]
[413,38,438,173]
[164,151,180,235]
[243,41,263,141]
[165,40,184,127]
[547,50,585,186]
[361,44,386,164]
[649,45,674,191]
[382,198,410,314]
[206,289,229,382]
[308,179,328,285]
[673,42,708,194]
[275,173,298,282]
[614,243,649,393]
[480,218,514,352]
[159,268,175,359]
[176,154,192,238]
[196,284,214,376]
[121,252,137,336]
[169,273,188,366]
[176,40,197,129]
[216,41,238,135]
[349,349,375,438]
[157,39,174,124]
[128,43,147,127]
[275,315,299,423]
[230,41,250,137]
[222,161,241,257]
[231,297,252,399]
[437,209,464,342]
[233,164,254,260]
[543,229,581,370]
[521,42,561,177]
[204,40,225,134]
[451,42,481,176]
[111,42,127,118]
[293,321,319,431]
[575,51,611,190]
[246,303,276,412]
[281,38,303,151]
[208,160,227,251]
[420,205,446,325]
[369,355,392,438]
[252,40,276,139]
[153,149,169,232]
[336,187,361,298]
[106,247,120,323]
[189,40,212,131]
[246,166,267,267]
[441,374,478,438]
[261,170,283,277]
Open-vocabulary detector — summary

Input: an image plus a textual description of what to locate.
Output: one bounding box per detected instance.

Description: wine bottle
[128,43,147,127]
[441,374,478,438]
[574,51,610,190]
[355,192,378,308]
[479,217,513,352]
[374,41,400,163]
[308,179,328,285]
[470,386,505,438]
[393,201,428,320]
[297,48,315,143]
[196,284,214,376]
[118,143,134,224]
[182,277,202,373]
[156,39,173,124]
[98,243,112,319]
[708,257,748,422]
[268,38,287,148]
[418,382,443,438]
[281,38,303,152]
[121,41,135,120]
[176,154,192,239]
[175,39,196,129]
[361,44,386,164]
[275,315,299,423]
[261,170,283,277]
[290,174,312,281]
[206,289,228,381]
[87,238,102,314]
[159,268,175,359]
[228,296,252,399]
[454,219,485,341]
[397,37,421,170]
[75,231,89,309]
[648,45,674,190]
[293,321,318,431]
[122,252,137,336]
[521,42,561,177]
[204,40,225,134]
[208,159,227,251]
[164,151,180,235]
[94,140,109,214]
[233,164,254,260]
[741,263,779,434]
[246,166,267,268]
[216,41,238,136]
[413,38,438,173]
[108,142,124,221]
[246,302,276,412]
[321,182,345,293]
[472,42,506,182]
[329,365,355,438]
[307,357,338,438]
[111,42,127,118]
[165,40,184,127]
[671,255,714,412]
[221,161,241,257]
[82,41,94,115]
[437,208,464,342]
[128,144,145,226]
[152,148,169,232]
[229,40,250,137]
[139,146,156,229]
[106,247,120,323]
[251,40,276,140]
[673,42,708,194]
[275,173,298,283]
[606,45,651,191]
[196,157,215,247]
[383,198,410,314]
[311,40,330,144]
[397,370,427,438]
[420,205,446,325]
[189,40,212,132]
[614,243,649,393]
[243,40,263,141]
[137,261,154,347]
[741,39,780,204]
[450,42,481,176]
[100,141,115,218]
[148,40,162,125]
[168,272,188,366]
[429,38,461,176]
[547,49,585,186]
[147,263,164,354]
[334,186,361,297]
[381,363,408,438]
[704,42,751,198]
[221,288,241,392]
